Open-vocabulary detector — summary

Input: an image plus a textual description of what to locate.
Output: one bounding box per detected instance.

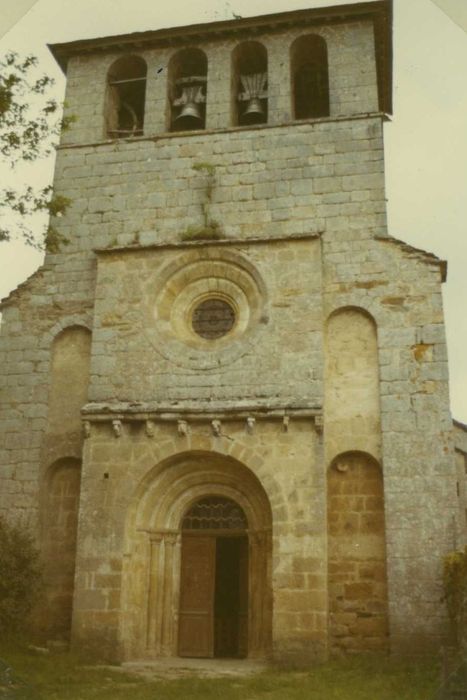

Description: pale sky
[1,0,466,422]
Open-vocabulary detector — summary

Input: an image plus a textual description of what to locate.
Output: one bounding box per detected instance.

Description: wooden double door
[178,533,249,658]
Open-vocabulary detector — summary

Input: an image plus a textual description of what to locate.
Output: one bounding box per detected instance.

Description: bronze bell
[175,101,203,125]
[173,82,205,130]
[242,97,264,124]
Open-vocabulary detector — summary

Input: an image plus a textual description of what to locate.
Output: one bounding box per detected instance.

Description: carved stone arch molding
[121,450,274,660]
[140,248,269,369]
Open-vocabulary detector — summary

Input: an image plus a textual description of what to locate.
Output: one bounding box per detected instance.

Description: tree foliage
[0,51,74,251]
[0,516,42,633]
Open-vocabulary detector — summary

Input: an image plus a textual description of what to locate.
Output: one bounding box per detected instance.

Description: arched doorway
[121,451,272,661]
[179,496,249,658]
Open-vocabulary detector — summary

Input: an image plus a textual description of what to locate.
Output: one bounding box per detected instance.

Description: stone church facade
[1,0,466,665]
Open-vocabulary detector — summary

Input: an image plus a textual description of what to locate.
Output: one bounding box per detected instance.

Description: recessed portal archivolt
[122,452,273,661]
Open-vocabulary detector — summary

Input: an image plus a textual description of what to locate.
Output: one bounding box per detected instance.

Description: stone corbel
[112,419,122,437]
[83,421,91,439]
[246,416,255,434]
[178,420,189,437]
[211,419,222,437]
[146,420,155,437]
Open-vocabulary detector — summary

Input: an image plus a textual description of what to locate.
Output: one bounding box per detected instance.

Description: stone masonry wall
[0,260,94,526]
[322,233,458,653]
[88,237,322,405]
[51,116,386,252]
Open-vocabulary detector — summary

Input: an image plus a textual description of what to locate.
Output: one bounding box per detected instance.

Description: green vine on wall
[443,548,467,648]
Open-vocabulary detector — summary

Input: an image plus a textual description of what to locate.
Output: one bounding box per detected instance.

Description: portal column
[146,530,180,656]
[161,533,178,656]
[146,534,164,653]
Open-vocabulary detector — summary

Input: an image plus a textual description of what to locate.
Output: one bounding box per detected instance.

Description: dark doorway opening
[214,536,248,658]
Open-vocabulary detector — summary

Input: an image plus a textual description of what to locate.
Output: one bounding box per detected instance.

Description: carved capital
[150,533,164,544]
[146,420,155,437]
[164,533,178,547]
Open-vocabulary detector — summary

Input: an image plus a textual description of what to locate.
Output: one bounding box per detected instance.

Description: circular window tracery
[192,298,236,339]
[145,250,268,369]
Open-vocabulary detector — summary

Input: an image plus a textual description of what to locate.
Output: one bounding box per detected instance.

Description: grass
[0,640,440,700]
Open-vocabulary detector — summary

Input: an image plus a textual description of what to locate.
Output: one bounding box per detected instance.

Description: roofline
[375,234,448,283]
[48,0,393,114]
[0,266,48,310]
[454,419,467,433]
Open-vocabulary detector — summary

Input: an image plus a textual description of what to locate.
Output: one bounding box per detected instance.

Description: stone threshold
[114,657,270,679]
